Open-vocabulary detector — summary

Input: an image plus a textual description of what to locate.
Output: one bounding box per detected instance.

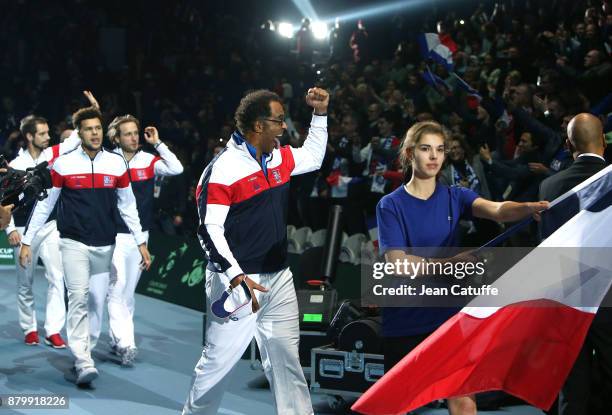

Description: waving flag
[352,165,612,415]
[451,72,482,104]
[418,33,457,70]
[421,66,451,92]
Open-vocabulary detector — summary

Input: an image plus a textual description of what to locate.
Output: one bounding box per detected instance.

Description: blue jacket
[23,146,146,247]
[114,143,183,233]
[196,115,327,280]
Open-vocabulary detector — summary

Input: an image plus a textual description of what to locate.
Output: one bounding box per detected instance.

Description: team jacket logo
[103,176,114,187]
[271,169,282,184]
[136,169,147,180]
[248,176,261,192]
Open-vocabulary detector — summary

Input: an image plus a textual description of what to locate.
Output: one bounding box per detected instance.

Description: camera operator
[5,114,81,348]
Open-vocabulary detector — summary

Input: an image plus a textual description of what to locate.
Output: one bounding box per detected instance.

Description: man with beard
[6,114,81,348]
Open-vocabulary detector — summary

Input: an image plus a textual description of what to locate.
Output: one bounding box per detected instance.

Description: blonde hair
[107,114,140,143]
[399,120,451,174]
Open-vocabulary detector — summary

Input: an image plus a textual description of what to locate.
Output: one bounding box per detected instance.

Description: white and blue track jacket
[196,114,327,281]
[114,143,183,234]
[23,146,146,247]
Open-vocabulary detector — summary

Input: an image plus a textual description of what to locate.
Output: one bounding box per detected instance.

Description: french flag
[418,33,457,71]
[421,67,451,92]
[352,165,612,414]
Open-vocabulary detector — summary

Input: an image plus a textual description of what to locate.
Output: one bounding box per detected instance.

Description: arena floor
[0,268,543,414]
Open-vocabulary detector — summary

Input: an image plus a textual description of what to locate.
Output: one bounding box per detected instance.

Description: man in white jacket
[7,114,81,348]
[183,87,329,415]
[20,106,151,386]
[87,114,183,366]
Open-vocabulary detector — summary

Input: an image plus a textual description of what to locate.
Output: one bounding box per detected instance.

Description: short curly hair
[72,106,103,130]
[234,90,281,134]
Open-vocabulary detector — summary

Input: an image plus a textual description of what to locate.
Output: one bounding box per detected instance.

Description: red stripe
[129,157,158,182]
[116,171,130,188]
[47,145,61,167]
[61,173,128,189]
[230,171,267,203]
[51,170,63,187]
[439,33,458,54]
[280,146,295,174]
[205,150,294,206]
[225,163,292,204]
[352,299,594,414]
[207,183,231,205]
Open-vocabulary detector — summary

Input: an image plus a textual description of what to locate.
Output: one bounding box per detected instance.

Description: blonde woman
[376,120,548,414]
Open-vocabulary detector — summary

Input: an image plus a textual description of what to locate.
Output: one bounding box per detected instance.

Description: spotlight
[278,22,295,38]
[312,21,328,40]
[459,19,465,25]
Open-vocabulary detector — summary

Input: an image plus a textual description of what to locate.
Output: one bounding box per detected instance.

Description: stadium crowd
[0,0,610,245]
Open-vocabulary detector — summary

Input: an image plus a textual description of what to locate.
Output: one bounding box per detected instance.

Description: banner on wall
[0,233,15,266]
[137,232,363,312]
[136,233,206,311]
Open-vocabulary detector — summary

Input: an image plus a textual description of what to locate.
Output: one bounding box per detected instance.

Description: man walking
[6,114,80,348]
[87,113,183,366]
[20,106,151,386]
[183,87,329,414]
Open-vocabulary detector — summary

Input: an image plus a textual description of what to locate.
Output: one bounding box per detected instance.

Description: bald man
[539,113,610,414]
[539,113,607,217]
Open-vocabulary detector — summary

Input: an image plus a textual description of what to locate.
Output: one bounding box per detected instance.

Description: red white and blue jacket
[23,146,146,247]
[196,114,327,280]
[114,143,183,233]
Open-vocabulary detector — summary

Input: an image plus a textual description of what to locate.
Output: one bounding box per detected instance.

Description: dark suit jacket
[539,155,607,240]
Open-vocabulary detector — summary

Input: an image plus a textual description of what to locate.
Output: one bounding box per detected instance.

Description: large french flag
[352,164,612,415]
[418,33,457,71]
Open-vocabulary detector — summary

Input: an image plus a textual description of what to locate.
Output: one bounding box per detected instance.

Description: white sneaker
[76,366,98,385]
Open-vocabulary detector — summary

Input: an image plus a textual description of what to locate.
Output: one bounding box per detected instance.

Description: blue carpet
[0,267,542,414]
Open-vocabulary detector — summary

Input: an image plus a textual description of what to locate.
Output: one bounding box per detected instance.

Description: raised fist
[305,87,330,114]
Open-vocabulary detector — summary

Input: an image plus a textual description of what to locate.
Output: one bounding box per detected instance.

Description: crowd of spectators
[1,0,611,245]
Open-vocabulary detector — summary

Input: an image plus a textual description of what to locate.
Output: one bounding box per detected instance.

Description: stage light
[312,21,328,40]
[278,22,295,38]
[321,0,426,25]
[291,0,319,21]
[459,19,465,25]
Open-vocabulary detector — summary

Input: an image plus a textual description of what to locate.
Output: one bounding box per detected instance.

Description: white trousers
[88,270,109,350]
[60,238,113,370]
[15,221,66,335]
[87,232,146,350]
[182,267,313,415]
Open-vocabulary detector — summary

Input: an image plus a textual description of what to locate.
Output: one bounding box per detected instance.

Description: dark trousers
[551,308,612,415]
